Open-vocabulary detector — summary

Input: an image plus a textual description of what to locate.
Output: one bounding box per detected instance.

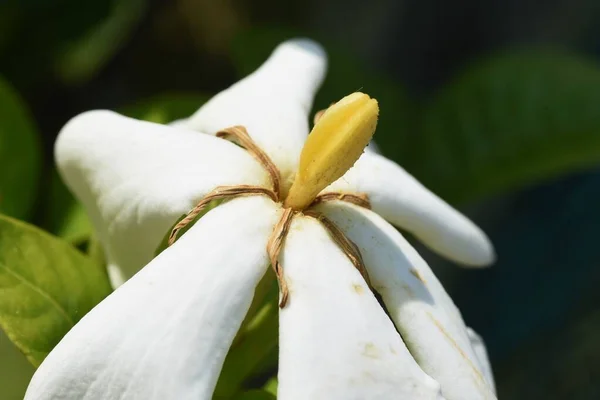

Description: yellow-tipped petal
[284,92,379,210]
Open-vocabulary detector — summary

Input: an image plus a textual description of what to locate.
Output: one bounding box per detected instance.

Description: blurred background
[1,0,600,398]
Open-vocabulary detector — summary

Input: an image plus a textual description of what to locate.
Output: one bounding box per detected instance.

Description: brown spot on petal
[362,342,380,359]
[426,312,487,390]
[401,283,415,299]
[410,268,426,284]
[352,283,365,294]
[389,345,397,355]
[362,371,376,382]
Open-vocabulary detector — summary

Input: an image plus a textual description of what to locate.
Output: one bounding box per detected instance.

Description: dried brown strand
[217,126,281,200]
[267,207,295,308]
[311,192,371,209]
[168,185,277,246]
[304,210,372,287]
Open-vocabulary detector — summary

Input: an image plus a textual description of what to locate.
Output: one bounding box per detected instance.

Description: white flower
[25,39,497,400]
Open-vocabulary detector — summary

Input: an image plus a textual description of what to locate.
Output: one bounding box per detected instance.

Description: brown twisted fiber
[311,192,371,209]
[168,185,277,246]
[217,126,281,200]
[304,210,372,288]
[266,207,295,308]
[168,124,375,308]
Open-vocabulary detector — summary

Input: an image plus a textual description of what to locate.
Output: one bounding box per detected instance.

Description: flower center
[168,92,379,307]
[284,92,379,210]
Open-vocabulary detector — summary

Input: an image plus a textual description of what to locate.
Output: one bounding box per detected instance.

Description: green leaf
[0,76,41,220]
[232,390,276,400]
[0,330,34,400]
[0,0,114,87]
[55,0,147,85]
[413,51,600,203]
[121,92,212,124]
[215,286,279,398]
[0,5,22,56]
[231,28,414,162]
[0,214,112,367]
[262,377,278,396]
[497,308,600,399]
[41,171,105,274]
[42,170,92,245]
[86,235,107,268]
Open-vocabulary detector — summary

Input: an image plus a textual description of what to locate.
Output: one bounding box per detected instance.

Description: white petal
[56,110,270,281]
[277,214,443,400]
[183,39,327,182]
[327,152,495,266]
[467,328,496,394]
[25,197,280,400]
[317,202,496,400]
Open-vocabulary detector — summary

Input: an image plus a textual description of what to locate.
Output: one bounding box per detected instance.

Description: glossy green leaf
[0,76,41,220]
[413,51,600,203]
[231,28,414,162]
[121,92,212,124]
[0,214,112,367]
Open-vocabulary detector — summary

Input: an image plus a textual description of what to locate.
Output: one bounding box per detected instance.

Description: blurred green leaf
[215,286,279,398]
[0,330,34,400]
[262,377,278,396]
[413,51,600,203]
[0,214,112,367]
[47,0,113,42]
[42,172,105,274]
[0,0,113,87]
[86,235,106,268]
[0,76,41,220]
[497,307,600,399]
[121,92,212,124]
[0,5,22,56]
[252,345,278,383]
[231,28,415,162]
[42,170,92,245]
[232,390,276,400]
[56,0,147,85]
[234,273,277,344]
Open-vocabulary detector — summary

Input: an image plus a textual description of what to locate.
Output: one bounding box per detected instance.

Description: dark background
[1,0,600,398]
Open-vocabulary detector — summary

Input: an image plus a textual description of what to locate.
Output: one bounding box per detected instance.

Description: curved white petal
[56,110,270,282]
[25,197,280,400]
[467,328,496,394]
[277,214,443,400]
[326,152,495,267]
[317,202,496,400]
[183,39,327,183]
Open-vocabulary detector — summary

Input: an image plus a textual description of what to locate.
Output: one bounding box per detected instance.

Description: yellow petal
[284,92,379,210]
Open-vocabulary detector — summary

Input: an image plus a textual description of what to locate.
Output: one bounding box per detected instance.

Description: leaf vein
[0,262,75,327]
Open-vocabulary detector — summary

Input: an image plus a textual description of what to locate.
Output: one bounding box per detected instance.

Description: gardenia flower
[26,39,497,399]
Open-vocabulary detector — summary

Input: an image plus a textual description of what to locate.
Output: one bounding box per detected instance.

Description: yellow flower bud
[284,92,379,210]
